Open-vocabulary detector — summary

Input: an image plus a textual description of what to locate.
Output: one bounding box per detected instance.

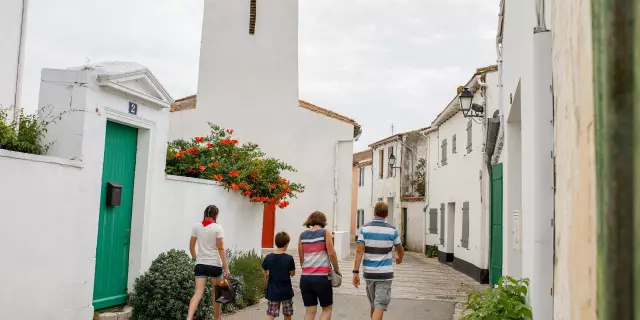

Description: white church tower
[170,0,359,258]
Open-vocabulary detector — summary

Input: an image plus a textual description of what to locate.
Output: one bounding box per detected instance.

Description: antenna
[391,123,395,135]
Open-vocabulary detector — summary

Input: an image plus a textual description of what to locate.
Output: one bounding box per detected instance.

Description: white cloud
[21,0,498,150]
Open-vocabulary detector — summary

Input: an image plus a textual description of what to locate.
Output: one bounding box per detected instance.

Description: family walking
[186,202,404,320]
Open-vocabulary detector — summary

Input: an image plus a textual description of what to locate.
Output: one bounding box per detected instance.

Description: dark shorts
[194,264,222,279]
[300,276,333,307]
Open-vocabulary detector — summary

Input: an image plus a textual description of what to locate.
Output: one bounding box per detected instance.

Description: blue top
[357,218,402,280]
[262,253,295,301]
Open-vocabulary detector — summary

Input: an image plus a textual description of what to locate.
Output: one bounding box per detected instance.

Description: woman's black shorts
[194,264,223,279]
[300,276,333,307]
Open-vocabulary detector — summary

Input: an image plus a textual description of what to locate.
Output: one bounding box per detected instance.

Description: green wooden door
[489,163,503,285]
[93,121,138,310]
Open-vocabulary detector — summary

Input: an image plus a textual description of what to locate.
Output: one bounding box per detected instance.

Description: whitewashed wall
[428,111,485,268]
[0,64,262,319]
[370,140,402,227]
[356,163,373,225]
[169,0,354,253]
[404,201,425,252]
[500,1,555,318]
[0,0,26,109]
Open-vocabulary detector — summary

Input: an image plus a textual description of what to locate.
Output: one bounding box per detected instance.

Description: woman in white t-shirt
[187,205,231,320]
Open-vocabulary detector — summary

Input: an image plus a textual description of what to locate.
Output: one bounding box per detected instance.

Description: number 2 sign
[128,101,138,115]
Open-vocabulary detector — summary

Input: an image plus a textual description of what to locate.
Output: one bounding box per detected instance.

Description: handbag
[329,267,342,288]
[214,278,235,304]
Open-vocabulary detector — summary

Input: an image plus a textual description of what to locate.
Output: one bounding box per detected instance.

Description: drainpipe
[12,0,29,123]
[334,139,352,231]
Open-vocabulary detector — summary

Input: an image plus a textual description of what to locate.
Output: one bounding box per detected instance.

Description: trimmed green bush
[130,250,212,320]
[426,245,438,258]
[130,249,267,318]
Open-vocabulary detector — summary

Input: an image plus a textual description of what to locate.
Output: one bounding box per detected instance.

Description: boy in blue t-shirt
[262,232,296,320]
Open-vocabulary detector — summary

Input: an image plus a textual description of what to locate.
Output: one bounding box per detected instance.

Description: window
[452,134,457,153]
[439,203,445,245]
[387,146,394,178]
[358,167,364,187]
[461,202,470,248]
[466,120,473,153]
[441,139,448,166]
[429,209,438,234]
[379,149,384,178]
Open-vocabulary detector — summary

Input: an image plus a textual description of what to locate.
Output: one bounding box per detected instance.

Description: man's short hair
[274,232,290,248]
[374,202,389,218]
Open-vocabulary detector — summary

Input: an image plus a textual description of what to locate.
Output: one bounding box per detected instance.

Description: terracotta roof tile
[170,95,361,137]
[353,149,373,163]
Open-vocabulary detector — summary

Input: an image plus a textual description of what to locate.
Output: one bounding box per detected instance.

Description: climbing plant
[409,158,426,196]
[165,123,304,208]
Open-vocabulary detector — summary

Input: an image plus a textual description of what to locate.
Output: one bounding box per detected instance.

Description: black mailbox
[107,182,123,207]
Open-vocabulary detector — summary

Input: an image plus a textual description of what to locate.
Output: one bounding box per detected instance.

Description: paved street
[226,248,487,320]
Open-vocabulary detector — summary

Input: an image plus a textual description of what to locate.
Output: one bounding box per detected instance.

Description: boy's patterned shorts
[266,299,294,317]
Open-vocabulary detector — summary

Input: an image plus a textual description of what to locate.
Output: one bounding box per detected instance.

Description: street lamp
[459,87,485,118]
[388,153,401,175]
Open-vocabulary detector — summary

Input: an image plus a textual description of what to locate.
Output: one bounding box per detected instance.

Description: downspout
[12,0,29,122]
[334,139,352,231]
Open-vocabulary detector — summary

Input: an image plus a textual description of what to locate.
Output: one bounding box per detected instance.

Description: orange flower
[233,154,238,159]
[214,174,224,181]
[174,152,184,158]
[194,136,205,143]
[250,173,258,179]
[231,183,239,190]
[209,162,219,168]
[270,184,276,189]
[226,129,234,134]
[199,166,206,171]
[229,170,240,177]
[188,168,194,173]
[206,142,215,148]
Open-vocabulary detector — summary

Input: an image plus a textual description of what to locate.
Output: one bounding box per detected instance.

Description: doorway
[262,203,276,248]
[446,203,456,254]
[401,207,408,245]
[387,197,395,225]
[490,163,504,285]
[93,121,138,310]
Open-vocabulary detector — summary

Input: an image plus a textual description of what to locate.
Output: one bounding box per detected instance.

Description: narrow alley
[227,248,486,320]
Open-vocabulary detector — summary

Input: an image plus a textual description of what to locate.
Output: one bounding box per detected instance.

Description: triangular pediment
[71,61,174,109]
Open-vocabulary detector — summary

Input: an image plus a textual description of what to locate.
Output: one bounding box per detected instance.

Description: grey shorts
[366,280,392,310]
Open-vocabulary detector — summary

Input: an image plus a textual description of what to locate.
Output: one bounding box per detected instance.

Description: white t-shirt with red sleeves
[191,223,225,267]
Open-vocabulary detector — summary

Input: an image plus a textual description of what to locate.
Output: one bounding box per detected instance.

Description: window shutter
[439,203,445,245]
[441,139,448,165]
[461,201,470,248]
[379,150,384,178]
[429,209,438,234]
[388,146,394,177]
[467,120,473,153]
[452,134,457,153]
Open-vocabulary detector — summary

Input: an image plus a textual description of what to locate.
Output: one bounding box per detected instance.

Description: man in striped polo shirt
[352,202,405,320]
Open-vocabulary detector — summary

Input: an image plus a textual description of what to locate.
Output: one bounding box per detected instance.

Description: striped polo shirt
[300,228,331,276]
[357,218,402,280]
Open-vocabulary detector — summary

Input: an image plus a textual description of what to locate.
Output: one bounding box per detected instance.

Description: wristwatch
[352,270,360,274]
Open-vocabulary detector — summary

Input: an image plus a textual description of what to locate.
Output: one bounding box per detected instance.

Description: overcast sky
[22,0,498,150]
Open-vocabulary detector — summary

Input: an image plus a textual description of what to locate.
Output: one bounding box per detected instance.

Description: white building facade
[427,67,498,284]
[492,0,555,318]
[353,149,373,239]
[369,129,428,252]
[168,0,360,258]
[0,0,28,112]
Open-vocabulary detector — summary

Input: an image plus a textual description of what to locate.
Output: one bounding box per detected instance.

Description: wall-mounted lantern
[388,153,401,174]
[459,87,485,118]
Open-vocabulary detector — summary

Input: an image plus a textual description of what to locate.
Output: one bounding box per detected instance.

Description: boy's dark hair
[303,211,327,228]
[374,202,389,218]
[204,205,219,220]
[274,232,290,248]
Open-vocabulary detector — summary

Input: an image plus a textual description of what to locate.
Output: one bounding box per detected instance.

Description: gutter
[12,0,29,122]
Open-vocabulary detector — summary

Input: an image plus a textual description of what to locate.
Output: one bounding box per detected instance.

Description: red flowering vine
[165,123,304,207]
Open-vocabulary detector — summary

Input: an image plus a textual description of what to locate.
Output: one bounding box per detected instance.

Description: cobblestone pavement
[226,248,487,320]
